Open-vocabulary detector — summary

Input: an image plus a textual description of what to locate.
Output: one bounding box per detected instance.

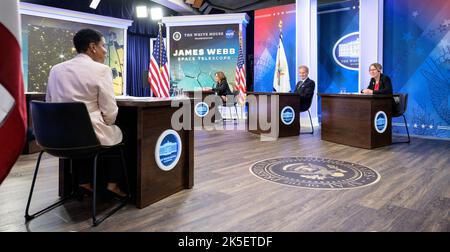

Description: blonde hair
[369,63,382,72]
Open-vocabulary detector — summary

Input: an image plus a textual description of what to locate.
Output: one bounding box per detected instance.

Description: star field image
[22,15,125,95]
[27,24,77,92]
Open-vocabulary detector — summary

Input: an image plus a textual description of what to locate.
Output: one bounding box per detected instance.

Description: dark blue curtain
[127,34,151,97]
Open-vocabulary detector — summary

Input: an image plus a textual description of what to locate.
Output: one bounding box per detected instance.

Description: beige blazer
[46,54,122,146]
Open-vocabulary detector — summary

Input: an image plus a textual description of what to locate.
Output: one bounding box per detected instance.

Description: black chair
[299,96,314,134]
[221,90,240,122]
[25,101,129,226]
[392,93,410,143]
[26,128,35,142]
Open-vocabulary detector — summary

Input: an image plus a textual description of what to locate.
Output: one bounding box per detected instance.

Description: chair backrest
[299,94,314,112]
[392,93,408,117]
[224,90,240,106]
[31,101,100,152]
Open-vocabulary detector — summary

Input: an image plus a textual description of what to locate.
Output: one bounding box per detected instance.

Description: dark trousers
[73,154,123,185]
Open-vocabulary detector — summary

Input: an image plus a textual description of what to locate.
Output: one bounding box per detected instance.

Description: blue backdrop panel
[318,3,359,121]
[253,4,296,92]
[384,0,450,139]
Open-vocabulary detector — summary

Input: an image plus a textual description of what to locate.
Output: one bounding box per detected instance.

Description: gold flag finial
[239,30,243,46]
[278,20,283,32]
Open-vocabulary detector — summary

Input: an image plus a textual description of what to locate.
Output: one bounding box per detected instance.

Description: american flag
[235,42,246,105]
[148,25,170,97]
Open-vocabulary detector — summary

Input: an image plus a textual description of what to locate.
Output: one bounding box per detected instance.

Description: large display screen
[169,24,240,91]
[21,14,125,95]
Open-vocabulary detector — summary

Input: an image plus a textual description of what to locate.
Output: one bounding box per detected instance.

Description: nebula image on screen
[21,15,125,95]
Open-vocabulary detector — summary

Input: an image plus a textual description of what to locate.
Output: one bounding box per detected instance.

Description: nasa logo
[333,32,360,71]
[155,129,182,171]
[280,106,295,125]
[374,111,388,133]
[225,29,235,39]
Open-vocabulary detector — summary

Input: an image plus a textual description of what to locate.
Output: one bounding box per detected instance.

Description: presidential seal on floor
[250,157,380,190]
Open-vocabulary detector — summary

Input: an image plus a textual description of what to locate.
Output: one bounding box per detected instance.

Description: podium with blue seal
[319,93,392,149]
[115,97,194,208]
[246,92,301,138]
[59,97,194,209]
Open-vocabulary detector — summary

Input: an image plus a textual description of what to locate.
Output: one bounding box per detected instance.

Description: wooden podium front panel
[59,98,194,209]
[116,99,194,209]
[320,94,392,149]
[137,106,192,208]
[278,94,300,137]
[370,98,392,148]
[247,93,272,135]
[247,92,300,138]
[321,96,372,148]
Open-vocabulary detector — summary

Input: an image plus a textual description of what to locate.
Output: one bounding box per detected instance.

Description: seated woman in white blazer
[46,28,126,198]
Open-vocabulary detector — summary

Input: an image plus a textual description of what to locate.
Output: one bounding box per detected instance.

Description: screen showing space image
[21,14,125,95]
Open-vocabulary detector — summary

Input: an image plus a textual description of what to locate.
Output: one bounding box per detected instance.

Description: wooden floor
[1,123,449,232]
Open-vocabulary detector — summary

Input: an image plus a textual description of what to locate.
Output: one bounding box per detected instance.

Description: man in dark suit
[294,65,315,111]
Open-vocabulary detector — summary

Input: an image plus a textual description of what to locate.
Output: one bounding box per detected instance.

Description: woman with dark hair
[362,63,393,95]
[213,71,232,103]
[46,28,126,198]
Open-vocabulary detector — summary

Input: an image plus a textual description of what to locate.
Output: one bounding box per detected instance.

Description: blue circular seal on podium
[155,129,182,171]
[195,102,209,118]
[281,106,295,125]
[374,111,388,133]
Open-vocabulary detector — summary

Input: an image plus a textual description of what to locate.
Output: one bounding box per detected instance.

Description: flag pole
[238,30,242,90]
[158,22,163,74]
[277,20,283,91]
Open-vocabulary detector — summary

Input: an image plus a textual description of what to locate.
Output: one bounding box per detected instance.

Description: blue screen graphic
[384,0,450,139]
[318,2,360,121]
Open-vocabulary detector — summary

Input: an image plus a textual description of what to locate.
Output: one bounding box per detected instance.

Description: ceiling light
[89,0,101,9]
[136,5,148,18]
[150,7,163,20]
